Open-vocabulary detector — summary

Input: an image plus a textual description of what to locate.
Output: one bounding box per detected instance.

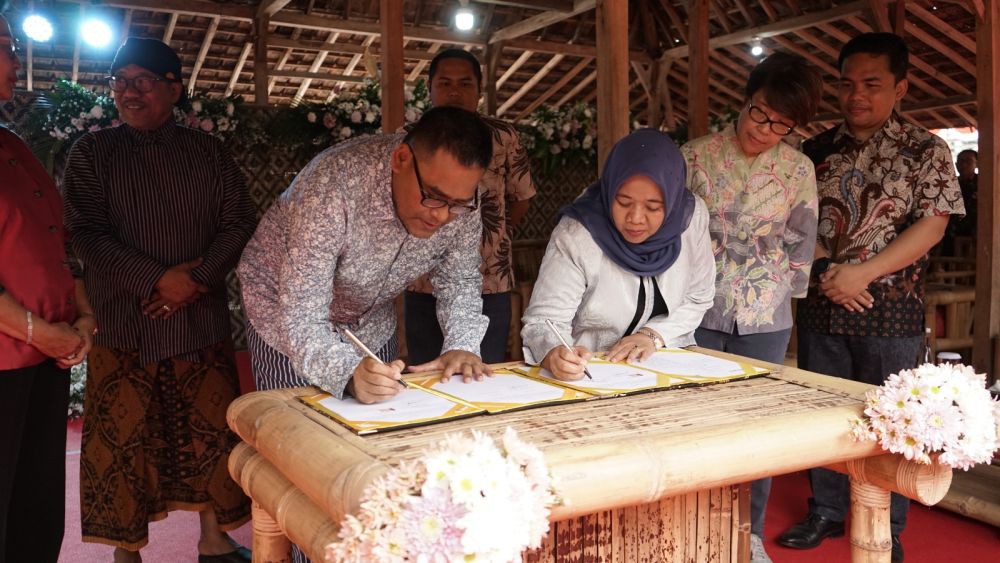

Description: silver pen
[543,319,593,379]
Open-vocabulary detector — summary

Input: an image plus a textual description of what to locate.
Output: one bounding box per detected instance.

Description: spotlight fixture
[750,42,764,57]
[81,19,113,48]
[455,8,475,31]
[23,14,54,42]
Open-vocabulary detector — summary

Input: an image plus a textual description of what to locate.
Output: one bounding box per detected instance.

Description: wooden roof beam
[475,0,575,11]
[188,16,219,96]
[712,0,734,34]
[503,37,651,63]
[656,0,688,43]
[329,35,375,99]
[865,0,893,33]
[258,0,294,19]
[812,93,976,121]
[514,56,592,120]
[225,41,253,97]
[759,0,779,21]
[102,1,487,47]
[662,0,866,59]
[903,21,976,75]
[554,70,596,107]
[498,54,564,116]
[293,32,339,105]
[907,2,976,55]
[162,12,179,43]
[407,43,441,81]
[496,50,533,88]
[489,0,595,44]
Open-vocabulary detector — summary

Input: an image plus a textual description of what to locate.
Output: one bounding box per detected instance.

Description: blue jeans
[404,291,511,365]
[797,326,922,535]
[694,326,792,538]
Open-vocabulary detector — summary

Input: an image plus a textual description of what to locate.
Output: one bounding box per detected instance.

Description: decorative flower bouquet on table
[326,427,559,563]
[850,363,1000,470]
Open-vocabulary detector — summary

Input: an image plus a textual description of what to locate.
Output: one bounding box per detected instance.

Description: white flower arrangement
[325,427,559,563]
[850,363,1000,470]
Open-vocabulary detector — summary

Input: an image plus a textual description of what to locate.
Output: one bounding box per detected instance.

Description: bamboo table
[227,350,952,562]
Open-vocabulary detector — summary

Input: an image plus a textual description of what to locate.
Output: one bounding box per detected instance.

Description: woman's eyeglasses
[746,103,795,136]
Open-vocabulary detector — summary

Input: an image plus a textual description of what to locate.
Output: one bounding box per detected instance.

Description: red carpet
[57,415,997,562]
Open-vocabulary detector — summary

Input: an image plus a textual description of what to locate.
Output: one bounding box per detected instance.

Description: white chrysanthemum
[191,100,203,112]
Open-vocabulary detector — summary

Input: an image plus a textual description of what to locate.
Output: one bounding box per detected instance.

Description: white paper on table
[315,387,466,423]
[533,361,674,391]
[635,348,768,379]
[429,371,570,404]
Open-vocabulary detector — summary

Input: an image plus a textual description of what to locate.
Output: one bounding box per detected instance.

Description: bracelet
[26,310,33,345]
[637,328,663,348]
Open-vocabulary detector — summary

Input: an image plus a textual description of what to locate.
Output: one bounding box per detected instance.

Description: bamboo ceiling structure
[3,0,980,134]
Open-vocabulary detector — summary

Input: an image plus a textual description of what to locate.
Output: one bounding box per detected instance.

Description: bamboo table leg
[849,480,891,563]
[252,502,292,563]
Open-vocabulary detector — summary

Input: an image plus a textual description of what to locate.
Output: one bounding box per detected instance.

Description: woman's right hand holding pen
[541,345,592,381]
[349,357,407,404]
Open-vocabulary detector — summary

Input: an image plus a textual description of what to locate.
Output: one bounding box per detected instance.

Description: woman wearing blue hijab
[521,130,715,379]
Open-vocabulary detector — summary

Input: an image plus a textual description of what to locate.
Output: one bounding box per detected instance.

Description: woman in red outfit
[0,9,96,563]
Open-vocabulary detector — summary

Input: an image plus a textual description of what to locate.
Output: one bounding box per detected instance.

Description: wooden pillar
[595,0,629,173]
[485,42,503,117]
[974,0,1000,380]
[253,16,269,106]
[687,0,710,139]
[380,0,404,133]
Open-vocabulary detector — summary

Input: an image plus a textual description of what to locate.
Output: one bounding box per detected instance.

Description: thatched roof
[5,0,979,132]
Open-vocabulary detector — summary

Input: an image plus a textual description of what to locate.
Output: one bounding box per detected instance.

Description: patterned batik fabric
[408,115,537,295]
[682,125,818,335]
[80,342,250,550]
[797,114,965,338]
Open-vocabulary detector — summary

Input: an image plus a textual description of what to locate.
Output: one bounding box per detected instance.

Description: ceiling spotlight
[455,8,475,31]
[750,42,764,57]
[81,19,113,48]
[23,14,54,42]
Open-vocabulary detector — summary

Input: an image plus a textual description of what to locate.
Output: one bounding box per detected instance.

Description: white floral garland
[326,427,559,562]
[851,362,1000,470]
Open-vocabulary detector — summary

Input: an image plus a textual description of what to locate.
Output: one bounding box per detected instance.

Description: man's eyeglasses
[406,143,479,215]
[746,103,795,136]
[107,75,173,94]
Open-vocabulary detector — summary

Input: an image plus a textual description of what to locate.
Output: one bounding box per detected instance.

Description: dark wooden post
[595,0,629,172]
[380,0,404,132]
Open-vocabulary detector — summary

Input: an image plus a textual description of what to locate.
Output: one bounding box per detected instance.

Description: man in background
[776,33,964,563]
[404,49,536,365]
[63,37,256,563]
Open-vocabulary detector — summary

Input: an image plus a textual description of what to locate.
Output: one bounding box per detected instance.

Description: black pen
[543,319,593,380]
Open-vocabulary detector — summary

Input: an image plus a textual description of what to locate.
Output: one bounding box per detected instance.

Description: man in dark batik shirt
[404,49,536,365]
[776,33,964,563]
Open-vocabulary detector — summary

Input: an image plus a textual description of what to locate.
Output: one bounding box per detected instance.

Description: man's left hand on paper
[410,350,494,383]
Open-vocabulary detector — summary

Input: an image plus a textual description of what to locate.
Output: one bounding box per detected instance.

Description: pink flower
[200,118,214,132]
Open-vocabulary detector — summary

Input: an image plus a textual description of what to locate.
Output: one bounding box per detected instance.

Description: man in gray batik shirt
[239,107,495,404]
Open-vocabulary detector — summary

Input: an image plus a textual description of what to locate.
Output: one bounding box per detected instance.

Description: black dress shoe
[198,547,251,563]
[892,535,904,562]
[776,513,846,549]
